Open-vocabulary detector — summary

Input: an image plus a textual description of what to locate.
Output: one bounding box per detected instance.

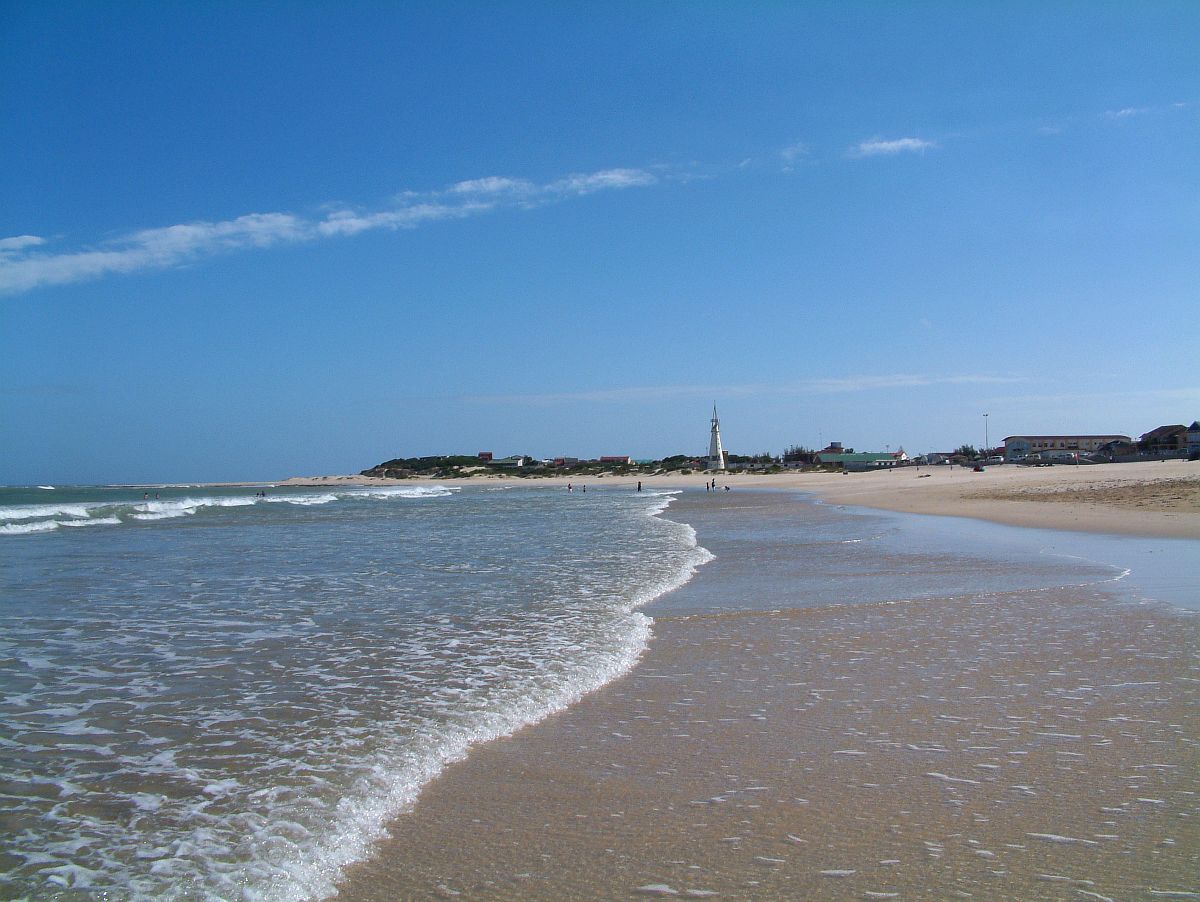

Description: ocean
[0,484,711,900]
[3,483,1196,900]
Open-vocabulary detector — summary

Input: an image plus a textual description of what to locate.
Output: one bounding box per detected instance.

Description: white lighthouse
[706,405,726,471]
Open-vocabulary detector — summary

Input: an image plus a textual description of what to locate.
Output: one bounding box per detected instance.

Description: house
[477,451,493,462]
[1138,425,1188,456]
[1003,434,1131,461]
[813,452,899,471]
[1188,421,1200,457]
[490,455,526,468]
[551,457,580,467]
[598,456,633,465]
[1093,439,1138,459]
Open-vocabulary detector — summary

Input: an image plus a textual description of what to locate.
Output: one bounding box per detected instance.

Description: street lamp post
[983,413,989,460]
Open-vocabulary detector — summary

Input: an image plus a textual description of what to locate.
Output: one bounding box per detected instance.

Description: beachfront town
[362,411,1200,480]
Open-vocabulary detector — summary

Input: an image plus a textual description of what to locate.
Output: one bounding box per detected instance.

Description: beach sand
[279,459,1200,539]
[333,487,1199,901]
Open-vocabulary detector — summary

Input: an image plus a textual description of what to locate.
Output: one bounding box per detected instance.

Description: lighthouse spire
[707,404,725,471]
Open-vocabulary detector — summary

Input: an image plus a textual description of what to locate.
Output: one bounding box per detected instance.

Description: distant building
[1094,439,1138,459]
[813,452,899,471]
[1188,422,1200,457]
[819,441,854,454]
[1003,435,1130,461]
[1138,425,1188,456]
[491,455,526,468]
[478,451,493,461]
[598,456,633,465]
[706,405,727,471]
[552,457,580,467]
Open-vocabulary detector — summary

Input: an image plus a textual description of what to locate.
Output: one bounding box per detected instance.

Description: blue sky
[2,1,1197,483]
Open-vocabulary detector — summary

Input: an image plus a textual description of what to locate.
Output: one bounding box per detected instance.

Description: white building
[706,405,726,471]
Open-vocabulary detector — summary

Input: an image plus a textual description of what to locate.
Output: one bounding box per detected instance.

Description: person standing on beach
[637,481,642,492]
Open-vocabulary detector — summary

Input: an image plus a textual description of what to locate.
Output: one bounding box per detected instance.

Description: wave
[129,496,258,521]
[247,491,711,901]
[60,516,122,528]
[1,485,459,536]
[0,503,94,521]
[266,493,339,506]
[0,488,715,899]
[347,485,459,500]
[0,520,62,535]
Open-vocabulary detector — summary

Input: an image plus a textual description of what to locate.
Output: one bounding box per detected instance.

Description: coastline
[275,458,1200,540]
[333,487,1199,900]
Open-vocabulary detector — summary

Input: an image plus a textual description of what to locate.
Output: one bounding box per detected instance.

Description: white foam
[347,485,458,500]
[927,772,982,785]
[60,516,122,528]
[268,493,338,506]
[1026,833,1099,845]
[131,495,256,521]
[0,502,93,521]
[2,520,61,534]
[2,486,717,900]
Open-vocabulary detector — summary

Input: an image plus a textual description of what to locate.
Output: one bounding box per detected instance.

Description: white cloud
[849,136,936,158]
[0,167,657,296]
[0,235,46,255]
[780,142,808,161]
[1105,107,1148,119]
[779,142,810,172]
[448,176,535,196]
[547,168,657,195]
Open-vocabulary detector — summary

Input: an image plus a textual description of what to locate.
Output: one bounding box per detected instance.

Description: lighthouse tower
[706,405,726,471]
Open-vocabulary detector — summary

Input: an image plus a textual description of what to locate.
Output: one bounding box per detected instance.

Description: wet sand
[335,492,1199,901]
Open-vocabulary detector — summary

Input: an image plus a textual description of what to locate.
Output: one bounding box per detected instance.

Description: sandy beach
[329,472,1199,901]
[280,459,1200,540]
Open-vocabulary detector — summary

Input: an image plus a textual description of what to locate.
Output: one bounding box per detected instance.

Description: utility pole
[983,413,989,459]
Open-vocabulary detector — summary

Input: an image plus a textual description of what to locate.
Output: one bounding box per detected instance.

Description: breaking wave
[0,485,460,536]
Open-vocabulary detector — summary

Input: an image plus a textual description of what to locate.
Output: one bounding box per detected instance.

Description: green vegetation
[360,452,709,479]
[358,447,812,480]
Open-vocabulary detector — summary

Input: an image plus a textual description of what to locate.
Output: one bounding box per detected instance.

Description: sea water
[5,484,1195,900]
[649,489,1200,616]
[0,484,711,900]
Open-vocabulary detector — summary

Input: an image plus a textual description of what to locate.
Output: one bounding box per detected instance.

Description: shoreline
[272,458,1200,539]
[334,486,1199,900]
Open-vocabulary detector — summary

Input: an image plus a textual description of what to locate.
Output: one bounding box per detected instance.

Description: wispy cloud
[779,141,809,172]
[0,167,657,296]
[0,235,46,255]
[848,136,937,158]
[1103,101,1198,119]
[466,373,1028,405]
[1105,106,1150,119]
